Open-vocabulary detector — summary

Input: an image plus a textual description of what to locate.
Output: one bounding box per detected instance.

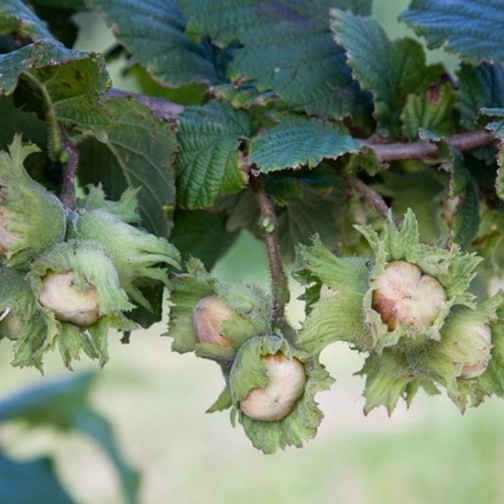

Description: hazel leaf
[400,0,504,65]
[175,101,250,209]
[179,0,372,120]
[249,117,360,173]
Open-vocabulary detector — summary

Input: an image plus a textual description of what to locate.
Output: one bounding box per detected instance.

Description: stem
[59,130,79,209]
[350,177,398,224]
[21,71,62,157]
[250,175,290,328]
[359,130,495,162]
[22,71,79,209]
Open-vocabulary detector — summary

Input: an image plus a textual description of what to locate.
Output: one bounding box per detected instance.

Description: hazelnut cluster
[296,209,504,414]
[168,258,333,453]
[0,136,180,369]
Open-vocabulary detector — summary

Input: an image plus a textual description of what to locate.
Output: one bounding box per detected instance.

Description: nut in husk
[0,135,66,267]
[239,353,307,421]
[193,295,233,348]
[372,260,447,331]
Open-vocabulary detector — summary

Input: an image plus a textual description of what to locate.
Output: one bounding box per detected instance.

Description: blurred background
[1,1,504,503]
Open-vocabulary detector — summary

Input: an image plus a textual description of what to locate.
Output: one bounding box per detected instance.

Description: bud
[239,353,307,421]
[193,295,233,348]
[30,240,134,327]
[71,186,180,309]
[372,260,447,331]
[0,135,66,267]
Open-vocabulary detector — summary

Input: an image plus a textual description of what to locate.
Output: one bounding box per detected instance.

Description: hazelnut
[38,271,100,326]
[459,324,492,379]
[193,295,233,347]
[372,261,447,331]
[239,353,307,421]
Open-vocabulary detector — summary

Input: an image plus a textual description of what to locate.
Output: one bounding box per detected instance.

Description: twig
[103,90,496,160]
[359,130,495,162]
[59,131,79,209]
[250,175,290,328]
[350,177,398,224]
[104,89,184,120]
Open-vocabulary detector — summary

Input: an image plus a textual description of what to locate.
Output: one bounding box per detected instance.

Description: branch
[103,90,496,160]
[359,130,495,162]
[250,175,290,328]
[104,89,184,120]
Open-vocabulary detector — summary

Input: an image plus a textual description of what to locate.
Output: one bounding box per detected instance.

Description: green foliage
[400,0,504,64]
[250,117,360,172]
[1,0,504,470]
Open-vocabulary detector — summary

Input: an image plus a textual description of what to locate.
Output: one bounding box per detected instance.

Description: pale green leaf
[179,0,372,119]
[90,0,221,87]
[400,0,504,64]
[401,82,457,140]
[77,97,177,237]
[250,117,360,172]
[331,9,428,135]
[175,101,250,209]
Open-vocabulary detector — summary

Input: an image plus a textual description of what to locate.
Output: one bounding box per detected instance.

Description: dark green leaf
[498,144,504,201]
[175,100,250,209]
[480,107,504,138]
[170,209,237,270]
[179,0,372,120]
[89,0,221,87]
[0,455,75,504]
[457,63,504,130]
[0,96,47,149]
[375,169,448,245]
[0,0,54,41]
[331,9,429,136]
[77,96,177,237]
[444,148,480,249]
[29,0,86,8]
[400,0,504,64]
[249,117,360,173]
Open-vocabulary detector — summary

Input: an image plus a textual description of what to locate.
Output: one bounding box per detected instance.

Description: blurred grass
[0,2,503,504]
